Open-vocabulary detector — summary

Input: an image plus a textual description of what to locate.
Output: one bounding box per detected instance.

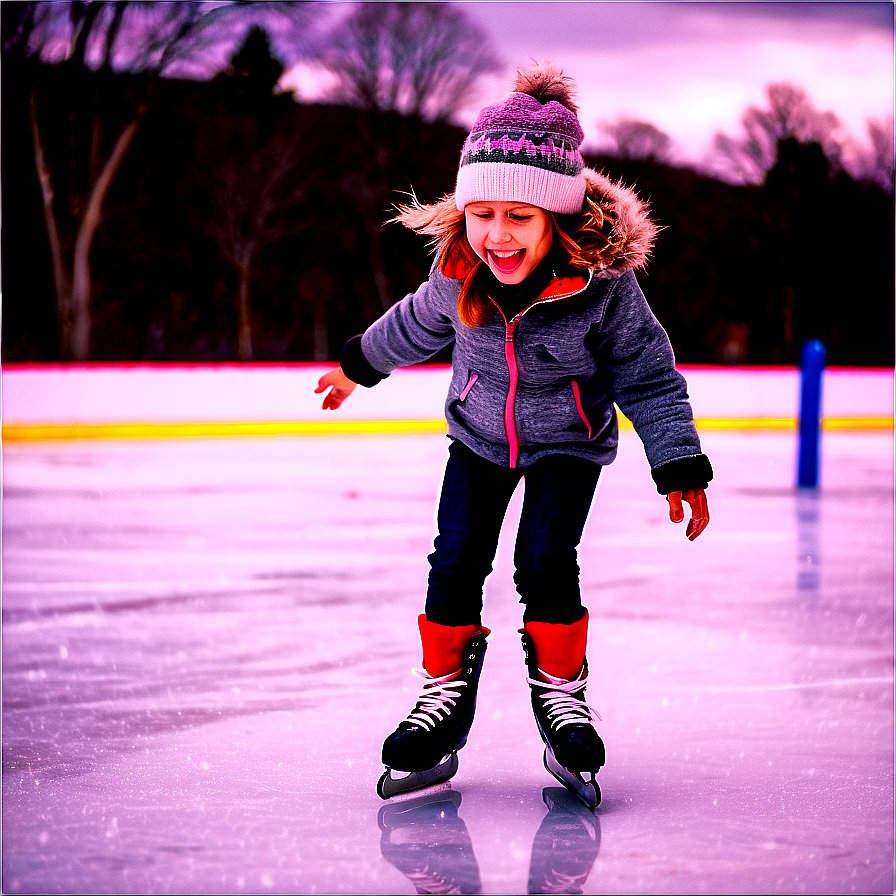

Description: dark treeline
[3,44,893,367]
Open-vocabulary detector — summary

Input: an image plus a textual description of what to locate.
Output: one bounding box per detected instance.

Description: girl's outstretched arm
[667,489,709,541]
[315,368,357,410]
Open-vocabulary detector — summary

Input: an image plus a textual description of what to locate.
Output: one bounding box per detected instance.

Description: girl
[316,63,711,808]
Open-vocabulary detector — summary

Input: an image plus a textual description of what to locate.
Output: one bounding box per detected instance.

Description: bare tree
[18,0,317,360]
[318,2,501,123]
[189,25,328,362]
[598,117,673,163]
[854,116,895,194]
[1,2,39,57]
[712,82,844,185]
[199,118,320,362]
[311,2,501,316]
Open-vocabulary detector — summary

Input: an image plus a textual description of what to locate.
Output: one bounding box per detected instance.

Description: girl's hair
[392,192,615,327]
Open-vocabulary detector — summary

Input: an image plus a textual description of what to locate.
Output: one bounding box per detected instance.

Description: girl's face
[464,202,553,285]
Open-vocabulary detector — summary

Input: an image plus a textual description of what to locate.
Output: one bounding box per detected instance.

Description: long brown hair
[392,191,615,327]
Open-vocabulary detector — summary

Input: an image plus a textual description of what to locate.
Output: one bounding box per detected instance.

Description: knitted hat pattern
[455,63,587,214]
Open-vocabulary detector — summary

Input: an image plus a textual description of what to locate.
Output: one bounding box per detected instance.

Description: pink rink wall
[1,363,892,438]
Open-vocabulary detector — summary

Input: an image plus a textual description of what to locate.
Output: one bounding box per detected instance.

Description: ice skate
[378,615,489,800]
[522,612,605,810]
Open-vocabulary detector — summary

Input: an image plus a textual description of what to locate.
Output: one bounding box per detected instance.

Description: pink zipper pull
[459,373,478,402]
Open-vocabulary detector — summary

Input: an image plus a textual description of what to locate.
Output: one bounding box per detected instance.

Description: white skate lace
[527,669,602,731]
[405,667,467,731]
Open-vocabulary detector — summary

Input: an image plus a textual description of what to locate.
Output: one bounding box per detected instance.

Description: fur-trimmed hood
[582,168,658,278]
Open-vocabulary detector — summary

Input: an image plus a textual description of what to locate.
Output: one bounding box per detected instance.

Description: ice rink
[2,425,894,894]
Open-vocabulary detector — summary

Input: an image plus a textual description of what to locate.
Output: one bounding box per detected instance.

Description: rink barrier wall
[1,363,892,442]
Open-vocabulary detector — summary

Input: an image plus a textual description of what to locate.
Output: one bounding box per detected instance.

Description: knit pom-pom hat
[455,62,586,214]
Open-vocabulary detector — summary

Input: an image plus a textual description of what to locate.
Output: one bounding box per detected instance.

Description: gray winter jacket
[345,171,711,492]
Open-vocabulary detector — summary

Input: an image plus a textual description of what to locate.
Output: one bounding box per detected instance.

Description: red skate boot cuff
[418,614,490,678]
[524,610,589,681]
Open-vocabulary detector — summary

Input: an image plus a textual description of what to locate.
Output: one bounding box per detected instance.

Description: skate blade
[377,752,459,800]
[380,780,453,805]
[544,749,601,810]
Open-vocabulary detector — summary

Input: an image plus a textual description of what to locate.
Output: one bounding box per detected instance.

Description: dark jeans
[425,440,601,626]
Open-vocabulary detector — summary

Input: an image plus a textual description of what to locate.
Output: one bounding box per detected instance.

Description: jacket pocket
[570,380,593,439]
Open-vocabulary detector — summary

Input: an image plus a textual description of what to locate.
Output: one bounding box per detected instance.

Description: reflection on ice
[796,490,821,596]
[528,788,601,895]
[379,789,483,895]
[378,786,601,896]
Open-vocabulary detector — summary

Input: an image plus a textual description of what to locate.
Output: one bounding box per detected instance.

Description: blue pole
[797,339,827,488]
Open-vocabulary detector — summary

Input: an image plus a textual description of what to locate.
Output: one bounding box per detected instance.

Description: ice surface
[2,428,893,894]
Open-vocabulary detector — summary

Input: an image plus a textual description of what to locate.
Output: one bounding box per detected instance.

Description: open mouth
[487,248,525,274]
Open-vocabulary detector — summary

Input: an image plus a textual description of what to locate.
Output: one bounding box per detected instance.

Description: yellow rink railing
[2,415,892,442]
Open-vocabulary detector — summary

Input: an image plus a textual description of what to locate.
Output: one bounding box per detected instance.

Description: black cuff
[340,335,388,388]
[651,454,713,495]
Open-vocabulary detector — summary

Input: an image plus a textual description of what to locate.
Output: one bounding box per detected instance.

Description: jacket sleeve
[590,271,712,492]
[357,270,458,377]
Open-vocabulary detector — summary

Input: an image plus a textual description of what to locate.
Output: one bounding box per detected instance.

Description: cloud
[458,1,894,162]
[462,1,893,51]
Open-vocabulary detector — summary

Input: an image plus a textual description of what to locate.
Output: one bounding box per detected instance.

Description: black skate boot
[378,615,489,800]
[522,613,605,810]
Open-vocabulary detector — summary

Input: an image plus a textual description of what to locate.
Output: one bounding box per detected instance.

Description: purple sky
[285,1,893,172]
[459,1,894,166]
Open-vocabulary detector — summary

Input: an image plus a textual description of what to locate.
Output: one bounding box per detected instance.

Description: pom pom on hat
[512,62,580,113]
[455,62,587,214]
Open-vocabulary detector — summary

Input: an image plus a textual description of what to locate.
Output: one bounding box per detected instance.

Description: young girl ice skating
[316,63,711,808]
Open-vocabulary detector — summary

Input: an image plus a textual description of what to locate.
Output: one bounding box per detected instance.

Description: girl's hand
[315,368,357,410]
[667,488,709,541]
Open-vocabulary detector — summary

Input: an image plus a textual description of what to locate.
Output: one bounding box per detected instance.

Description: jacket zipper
[503,318,521,467]
[490,273,592,469]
